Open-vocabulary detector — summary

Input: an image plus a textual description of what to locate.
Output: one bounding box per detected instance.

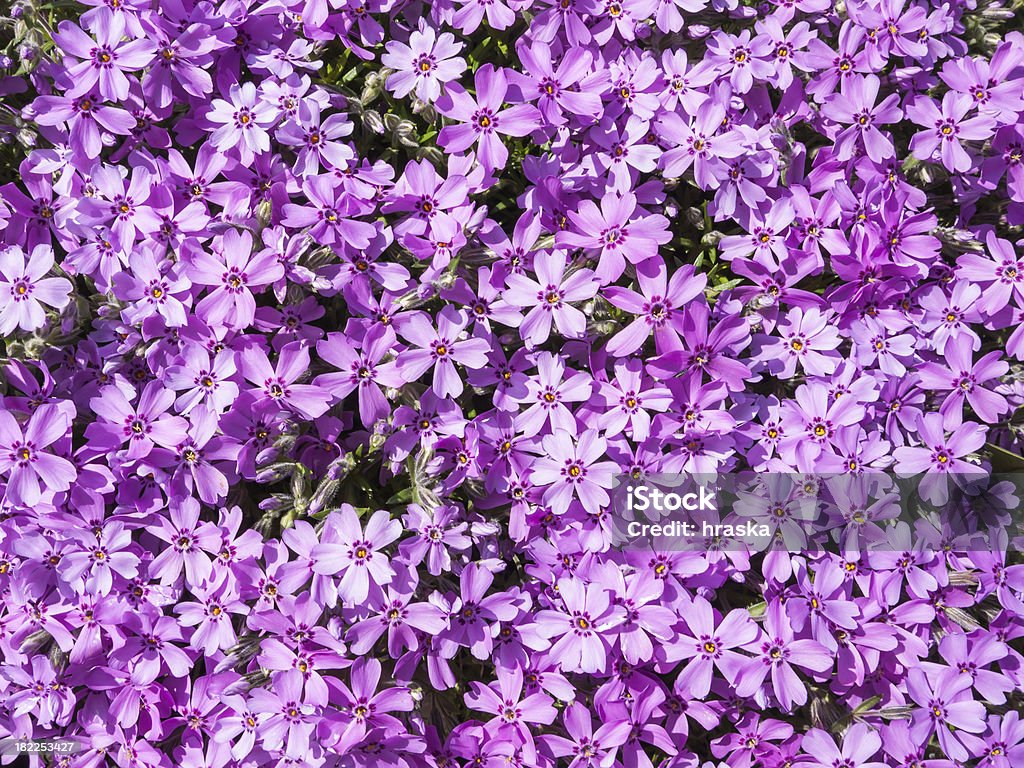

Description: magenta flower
[821,74,903,162]
[382,24,467,103]
[207,82,277,164]
[393,307,490,398]
[52,10,155,101]
[0,245,73,335]
[0,404,76,506]
[663,595,757,697]
[530,429,618,516]
[558,191,671,284]
[240,342,331,420]
[908,92,996,173]
[465,666,557,741]
[536,577,624,674]
[311,506,402,605]
[503,251,598,345]
[186,230,285,330]
[437,64,542,171]
[734,600,833,711]
[802,724,888,768]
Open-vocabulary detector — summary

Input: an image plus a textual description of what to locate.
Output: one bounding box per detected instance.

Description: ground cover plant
[1,0,1024,765]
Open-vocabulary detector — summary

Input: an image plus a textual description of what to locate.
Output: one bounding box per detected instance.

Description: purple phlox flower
[382,23,467,103]
[907,666,987,762]
[241,341,331,420]
[0,245,73,335]
[777,381,865,470]
[77,164,162,245]
[277,100,354,176]
[60,520,140,596]
[383,159,471,237]
[248,671,316,759]
[756,17,815,89]
[442,266,524,332]
[704,29,774,93]
[908,92,996,173]
[957,232,1024,316]
[981,124,1024,199]
[259,636,348,709]
[820,74,902,162]
[604,259,705,356]
[720,201,796,267]
[917,334,1009,425]
[786,558,862,641]
[880,720,956,768]
[176,570,246,655]
[734,599,833,711]
[438,563,523,660]
[540,700,632,768]
[31,89,137,160]
[587,115,663,190]
[0,403,76,506]
[52,9,155,101]
[314,325,398,427]
[112,246,192,327]
[558,190,671,284]
[503,250,598,345]
[346,576,448,657]
[662,594,756,697]
[647,302,752,390]
[940,49,1024,121]
[657,99,747,189]
[758,307,843,378]
[281,175,378,250]
[849,314,917,377]
[716,712,794,768]
[163,343,239,415]
[144,407,235,504]
[436,64,542,171]
[212,694,264,762]
[594,563,676,665]
[530,429,617,516]
[399,503,472,575]
[103,609,192,682]
[509,43,606,125]
[329,659,413,749]
[185,229,285,329]
[590,359,672,443]
[931,630,1013,704]
[452,0,516,33]
[918,281,983,355]
[535,576,625,674]
[207,81,277,164]
[311,506,401,605]
[801,723,888,768]
[141,19,217,109]
[465,665,557,741]
[392,306,491,398]
[148,497,220,586]
[976,711,1024,767]
[2,655,75,728]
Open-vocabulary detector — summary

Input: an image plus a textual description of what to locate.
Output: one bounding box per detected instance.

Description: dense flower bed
[1,0,1024,765]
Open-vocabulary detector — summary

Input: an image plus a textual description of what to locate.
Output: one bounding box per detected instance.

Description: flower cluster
[0,0,1023,766]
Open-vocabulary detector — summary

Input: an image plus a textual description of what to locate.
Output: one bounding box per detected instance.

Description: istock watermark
[608,471,1024,553]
